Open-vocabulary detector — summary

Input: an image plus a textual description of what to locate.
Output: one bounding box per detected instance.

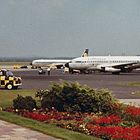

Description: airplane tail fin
[81,48,89,57]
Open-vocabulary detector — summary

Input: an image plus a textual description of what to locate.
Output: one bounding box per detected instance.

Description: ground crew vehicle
[0,69,22,90]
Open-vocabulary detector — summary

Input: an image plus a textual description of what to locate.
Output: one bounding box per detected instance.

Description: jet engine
[101,67,120,72]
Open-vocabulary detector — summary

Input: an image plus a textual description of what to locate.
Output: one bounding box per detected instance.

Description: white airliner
[65,55,140,74]
[31,49,89,74]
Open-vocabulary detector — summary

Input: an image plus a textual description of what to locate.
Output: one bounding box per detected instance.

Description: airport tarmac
[12,69,140,99]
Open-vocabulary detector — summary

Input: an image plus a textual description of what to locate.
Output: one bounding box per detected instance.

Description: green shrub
[40,81,117,114]
[35,89,49,100]
[13,95,36,111]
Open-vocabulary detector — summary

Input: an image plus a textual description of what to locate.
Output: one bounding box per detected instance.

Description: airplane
[65,54,140,74]
[31,48,89,74]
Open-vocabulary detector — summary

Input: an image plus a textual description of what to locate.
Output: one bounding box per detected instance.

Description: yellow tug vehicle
[0,69,22,90]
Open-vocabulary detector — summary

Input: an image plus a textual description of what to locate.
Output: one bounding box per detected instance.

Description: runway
[12,69,140,99]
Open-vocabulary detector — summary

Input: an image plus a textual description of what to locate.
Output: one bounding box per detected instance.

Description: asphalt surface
[12,69,140,99]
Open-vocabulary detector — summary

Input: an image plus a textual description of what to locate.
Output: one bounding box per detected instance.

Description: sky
[0,0,140,58]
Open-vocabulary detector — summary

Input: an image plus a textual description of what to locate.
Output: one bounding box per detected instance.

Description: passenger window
[0,71,2,76]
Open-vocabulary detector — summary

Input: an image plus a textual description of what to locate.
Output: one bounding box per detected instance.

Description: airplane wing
[85,62,139,73]
[112,62,138,69]
[95,62,139,73]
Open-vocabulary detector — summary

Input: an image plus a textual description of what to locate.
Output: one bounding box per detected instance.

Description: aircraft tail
[81,48,89,57]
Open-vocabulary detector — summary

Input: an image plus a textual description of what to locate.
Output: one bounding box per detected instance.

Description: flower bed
[5,105,140,140]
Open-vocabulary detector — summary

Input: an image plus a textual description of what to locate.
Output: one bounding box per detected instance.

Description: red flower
[125,106,140,117]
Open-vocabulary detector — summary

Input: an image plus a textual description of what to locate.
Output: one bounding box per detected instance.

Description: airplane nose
[65,62,69,68]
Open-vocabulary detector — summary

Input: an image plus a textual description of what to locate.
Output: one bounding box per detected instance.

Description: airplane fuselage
[67,56,140,73]
[32,59,70,67]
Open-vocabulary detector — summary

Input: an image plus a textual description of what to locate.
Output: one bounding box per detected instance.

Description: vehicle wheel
[6,83,13,90]
[38,69,46,74]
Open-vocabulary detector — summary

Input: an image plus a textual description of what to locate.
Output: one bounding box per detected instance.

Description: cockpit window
[6,71,14,77]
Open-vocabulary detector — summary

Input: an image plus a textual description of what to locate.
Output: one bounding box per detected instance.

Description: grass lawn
[0,90,100,140]
[0,62,30,66]
[0,90,36,108]
[127,82,140,87]
[118,81,140,87]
